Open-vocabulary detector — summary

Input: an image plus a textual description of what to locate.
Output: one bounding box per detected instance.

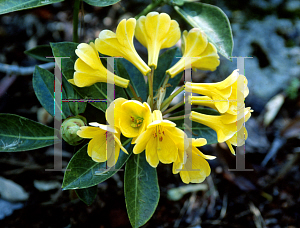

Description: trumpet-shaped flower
[135,12,181,68]
[186,70,247,113]
[106,98,152,143]
[166,28,220,78]
[173,138,215,184]
[77,123,128,166]
[95,19,151,76]
[190,72,249,115]
[69,42,129,88]
[133,110,187,168]
[190,107,252,149]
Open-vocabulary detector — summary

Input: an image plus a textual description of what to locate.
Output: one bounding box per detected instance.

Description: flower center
[130,116,144,128]
[153,125,165,142]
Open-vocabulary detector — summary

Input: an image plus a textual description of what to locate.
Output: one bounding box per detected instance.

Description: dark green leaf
[62,76,87,115]
[24,45,54,62]
[62,143,133,190]
[152,47,183,99]
[116,59,147,102]
[75,185,98,206]
[153,47,178,96]
[171,108,219,144]
[0,0,64,15]
[83,0,120,7]
[0,114,59,152]
[33,66,72,119]
[174,2,233,60]
[50,42,127,113]
[125,152,159,228]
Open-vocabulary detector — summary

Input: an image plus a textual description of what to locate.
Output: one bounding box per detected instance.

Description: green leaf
[24,45,54,62]
[125,152,159,228]
[116,59,147,102]
[62,76,87,115]
[152,47,183,99]
[33,66,72,119]
[153,47,178,96]
[167,0,184,6]
[0,114,59,152]
[75,185,98,206]
[171,108,219,144]
[50,42,127,113]
[83,0,120,7]
[62,143,133,190]
[174,2,233,60]
[0,0,64,15]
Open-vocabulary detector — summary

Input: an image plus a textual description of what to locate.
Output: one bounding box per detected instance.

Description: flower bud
[60,115,87,145]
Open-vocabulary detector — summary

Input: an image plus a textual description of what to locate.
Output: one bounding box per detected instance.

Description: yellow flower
[166,28,220,78]
[95,18,151,76]
[190,108,252,153]
[106,98,152,143]
[190,72,249,114]
[135,12,181,69]
[173,138,215,184]
[225,126,248,154]
[133,110,187,168]
[77,123,128,166]
[186,70,246,113]
[69,42,129,88]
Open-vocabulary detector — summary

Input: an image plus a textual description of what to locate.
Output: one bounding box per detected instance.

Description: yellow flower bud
[95,19,151,76]
[166,28,220,78]
[69,42,129,88]
[135,12,181,68]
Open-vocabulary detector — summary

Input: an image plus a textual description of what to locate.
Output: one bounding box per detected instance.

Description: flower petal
[75,43,100,70]
[145,135,160,167]
[87,135,107,162]
[156,133,178,164]
[77,126,105,138]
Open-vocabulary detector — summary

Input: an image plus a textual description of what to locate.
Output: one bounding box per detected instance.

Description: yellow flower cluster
[68,11,252,184]
[187,70,253,154]
[70,11,220,87]
[78,98,215,184]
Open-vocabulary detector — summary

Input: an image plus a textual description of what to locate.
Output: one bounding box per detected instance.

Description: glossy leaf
[24,45,54,62]
[0,0,64,15]
[50,42,127,113]
[152,47,183,99]
[167,0,184,6]
[116,59,147,102]
[62,143,133,190]
[83,0,120,7]
[171,108,219,144]
[0,114,59,152]
[174,2,233,60]
[75,185,98,206]
[62,76,87,115]
[33,66,72,119]
[125,152,159,228]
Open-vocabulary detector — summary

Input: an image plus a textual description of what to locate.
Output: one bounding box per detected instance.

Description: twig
[162,100,184,116]
[0,62,55,76]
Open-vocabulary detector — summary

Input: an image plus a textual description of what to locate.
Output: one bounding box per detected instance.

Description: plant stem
[135,0,164,19]
[129,83,142,102]
[73,0,81,43]
[162,100,184,116]
[161,73,170,89]
[165,115,186,121]
[148,67,155,109]
[160,85,184,111]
